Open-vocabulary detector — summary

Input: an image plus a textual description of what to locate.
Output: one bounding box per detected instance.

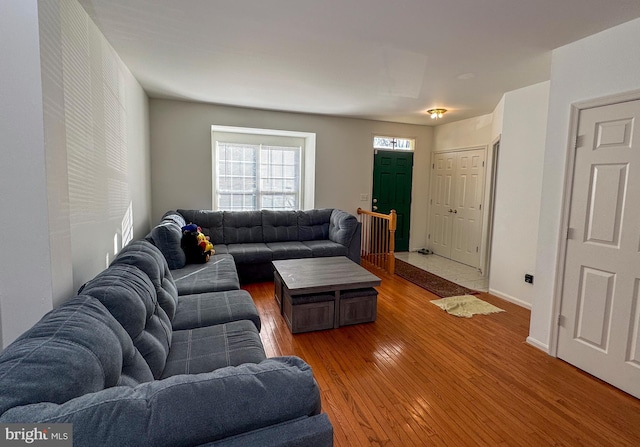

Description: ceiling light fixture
[427,108,447,119]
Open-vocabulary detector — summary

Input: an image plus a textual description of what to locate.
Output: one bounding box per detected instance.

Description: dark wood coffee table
[273,257,381,333]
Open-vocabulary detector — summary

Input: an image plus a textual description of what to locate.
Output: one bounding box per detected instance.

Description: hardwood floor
[243,268,640,447]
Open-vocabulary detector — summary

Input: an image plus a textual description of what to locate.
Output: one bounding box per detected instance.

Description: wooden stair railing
[357,208,397,274]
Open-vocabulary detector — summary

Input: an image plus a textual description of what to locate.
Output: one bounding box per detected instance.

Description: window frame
[215,142,302,211]
[211,125,316,211]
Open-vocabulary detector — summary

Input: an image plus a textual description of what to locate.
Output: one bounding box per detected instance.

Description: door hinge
[432,163,435,169]
[430,199,433,205]
[479,204,482,210]
[575,135,584,149]
[482,161,485,167]
[558,314,566,327]
[567,227,575,240]
[476,246,479,253]
[428,234,431,240]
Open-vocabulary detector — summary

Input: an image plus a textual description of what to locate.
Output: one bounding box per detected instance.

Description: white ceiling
[78,0,640,125]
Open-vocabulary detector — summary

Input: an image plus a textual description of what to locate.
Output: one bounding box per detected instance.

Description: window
[216,142,300,211]
[211,126,316,211]
[373,136,414,151]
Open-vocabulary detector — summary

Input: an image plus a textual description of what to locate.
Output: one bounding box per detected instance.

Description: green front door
[372,150,413,252]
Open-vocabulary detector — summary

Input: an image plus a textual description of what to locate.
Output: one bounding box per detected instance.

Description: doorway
[372,150,413,252]
[429,148,486,268]
[556,98,640,398]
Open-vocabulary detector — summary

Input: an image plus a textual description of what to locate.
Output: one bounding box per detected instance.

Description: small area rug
[431,295,505,318]
[394,258,475,298]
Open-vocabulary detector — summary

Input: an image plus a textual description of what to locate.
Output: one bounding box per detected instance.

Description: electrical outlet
[524,274,534,284]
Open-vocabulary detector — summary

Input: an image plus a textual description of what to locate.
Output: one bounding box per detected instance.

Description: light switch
[360,193,369,201]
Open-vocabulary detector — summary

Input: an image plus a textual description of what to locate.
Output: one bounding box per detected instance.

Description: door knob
[373,205,378,211]
[373,198,378,203]
[454,209,458,213]
[448,209,453,213]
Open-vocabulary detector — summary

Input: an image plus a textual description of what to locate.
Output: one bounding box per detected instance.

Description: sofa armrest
[146,211,187,270]
[328,209,361,263]
[0,357,322,447]
[346,222,362,264]
[328,210,358,245]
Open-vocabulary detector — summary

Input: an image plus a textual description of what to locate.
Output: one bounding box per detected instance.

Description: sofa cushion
[223,211,264,244]
[111,239,178,321]
[172,290,261,332]
[80,264,173,379]
[162,320,266,378]
[329,209,359,246]
[203,414,334,447]
[146,219,186,270]
[266,241,313,260]
[0,295,153,416]
[302,240,348,258]
[0,357,322,447]
[179,209,224,245]
[172,254,240,295]
[298,209,332,241]
[226,243,273,264]
[213,243,229,254]
[262,210,299,242]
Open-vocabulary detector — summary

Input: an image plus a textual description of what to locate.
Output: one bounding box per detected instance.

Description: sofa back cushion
[223,211,264,244]
[80,265,173,379]
[328,209,359,246]
[0,357,323,447]
[298,209,332,241]
[178,209,224,245]
[262,210,299,242]
[0,295,153,415]
[111,240,179,321]
[145,211,186,270]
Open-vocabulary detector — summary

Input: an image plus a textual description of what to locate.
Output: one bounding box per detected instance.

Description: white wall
[39,0,151,297]
[530,17,640,352]
[489,81,549,308]
[0,0,54,347]
[433,114,493,151]
[149,100,432,251]
[0,0,150,346]
[491,96,505,142]
[39,0,74,306]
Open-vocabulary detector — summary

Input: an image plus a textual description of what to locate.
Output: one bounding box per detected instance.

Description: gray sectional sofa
[0,239,333,446]
[147,208,361,284]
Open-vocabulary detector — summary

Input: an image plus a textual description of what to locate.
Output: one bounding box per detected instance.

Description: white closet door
[430,152,455,258]
[557,99,640,398]
[429,149,486,268]
[450,149,485,267]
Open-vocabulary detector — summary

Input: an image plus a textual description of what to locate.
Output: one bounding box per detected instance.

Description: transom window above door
[373,136,414,151]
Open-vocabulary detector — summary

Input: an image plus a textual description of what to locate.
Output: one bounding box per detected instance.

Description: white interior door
[451,149,485,266]
[430,152,455,258]
[429,149,485,268]
[557,99,640,398]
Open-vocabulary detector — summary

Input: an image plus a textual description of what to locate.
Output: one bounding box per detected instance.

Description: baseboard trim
[488,288,532,309]
[526,336,550,353]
